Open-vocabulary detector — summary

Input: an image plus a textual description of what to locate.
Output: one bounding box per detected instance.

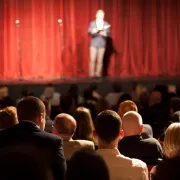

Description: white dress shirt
[96,20,104,31]
[97,148,149,180]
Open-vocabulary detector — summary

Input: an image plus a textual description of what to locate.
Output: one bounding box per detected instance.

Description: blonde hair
[0,106,18,129]
[164,123,180,158]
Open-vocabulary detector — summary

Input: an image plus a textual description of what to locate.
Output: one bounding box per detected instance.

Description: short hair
[54,114,76,135]
[118,100,138,118]
[73,107,94,141]
[172,111,180,123]
[170,97,180,112]
[94,110,122,144]
[164,123,180,158]
[17,96,45,122]
[96,9,105,15]
[0,106,18,129]
[66,148,110,180]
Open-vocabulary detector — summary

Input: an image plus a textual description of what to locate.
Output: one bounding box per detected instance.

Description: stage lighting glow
[58,19,62,23]
[15,20,20,24]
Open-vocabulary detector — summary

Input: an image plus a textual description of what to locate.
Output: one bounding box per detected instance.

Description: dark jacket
[0,121,66,180]
[118,135,163,164]
[88,21,110,48]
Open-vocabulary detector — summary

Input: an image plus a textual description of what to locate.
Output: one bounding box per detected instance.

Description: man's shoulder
[142,137,160,145]
[70,139,94,149]
[131,158,147,169]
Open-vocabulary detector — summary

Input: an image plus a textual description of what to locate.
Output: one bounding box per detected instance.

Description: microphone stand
[15,20,23,80]
[58,19,65,79]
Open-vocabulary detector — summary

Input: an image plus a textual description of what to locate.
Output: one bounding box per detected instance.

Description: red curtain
[1,0,180,79]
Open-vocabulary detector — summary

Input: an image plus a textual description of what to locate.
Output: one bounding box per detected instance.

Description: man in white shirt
[52,113,94,160]
[94,110,148,180]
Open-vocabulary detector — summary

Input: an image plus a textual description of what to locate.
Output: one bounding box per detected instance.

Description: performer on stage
[88,10,111,78]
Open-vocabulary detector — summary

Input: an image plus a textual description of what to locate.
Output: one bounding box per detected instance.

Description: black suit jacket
[0,121,66,180]
[118,135,163,164]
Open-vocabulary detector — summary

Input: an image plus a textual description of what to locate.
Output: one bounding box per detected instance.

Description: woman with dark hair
[73,107,94,142]
[66,148,110,180]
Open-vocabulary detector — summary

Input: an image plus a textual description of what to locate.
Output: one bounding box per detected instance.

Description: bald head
[54,113,76,137]
[122,111,143,137]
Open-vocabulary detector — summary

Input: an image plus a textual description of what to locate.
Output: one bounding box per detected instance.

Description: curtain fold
[1,0,180,79]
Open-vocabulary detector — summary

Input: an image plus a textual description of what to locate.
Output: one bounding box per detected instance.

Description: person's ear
[140,125,144,134]
[119,129,124,140]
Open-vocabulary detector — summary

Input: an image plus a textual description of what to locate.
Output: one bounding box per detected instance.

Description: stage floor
[0,75,180,85]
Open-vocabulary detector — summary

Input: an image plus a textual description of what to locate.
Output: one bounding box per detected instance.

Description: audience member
[118,100,153,139]
[151,123,180,180]
[78,88,97,120]
[0,106,18,130]
[105,83,123,108]
[0,96,66,180]
[41,83,60,106]
[68,84,83,105]
[118,111,163,164]
[95,110,149,180]
[95,98,110,117]
[59,93,75,115]
[89,83,101,100]
[66,148,110,180]
[113,93,132,112]
[147,90,169,138]
[52,113,94,160]
[43,100,53,133]
[0,148,53,180]
[170,97,180,117]
[73,107,94,142]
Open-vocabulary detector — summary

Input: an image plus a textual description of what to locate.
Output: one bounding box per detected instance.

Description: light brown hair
[73,107,94,141]
[0,106,18,129]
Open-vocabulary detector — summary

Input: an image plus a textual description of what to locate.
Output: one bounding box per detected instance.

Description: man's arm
[52,139,67,180]
[88,22,98,35]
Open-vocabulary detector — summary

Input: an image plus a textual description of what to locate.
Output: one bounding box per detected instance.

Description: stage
[2,75,180,100]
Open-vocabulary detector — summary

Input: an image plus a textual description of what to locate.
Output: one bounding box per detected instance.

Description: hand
[92,28,98,34]
[100,30,107,37]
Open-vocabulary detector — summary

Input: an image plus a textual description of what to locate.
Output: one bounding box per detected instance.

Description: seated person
[151,123,180,180]
[66,148,110,180]
[118,111,163,164]
[52,113,94,160]
[95,110,148,180]
[118,100,153,139]
[0,106,18,130]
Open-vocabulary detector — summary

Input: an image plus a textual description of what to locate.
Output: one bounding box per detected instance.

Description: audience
[151,123,180,180]
[43,100,53,133]
[52,113,94,160]
[95,110,149,180]
[118,111,163,164]
[0,149,53,180]
[73,107,94,142]
[105,83,123,108]
[0,106,18,130]
[95,98,110,117]
[0,96,66,180]
[66,148,110,180]
[118,100,153,139]
[2,83,180,180]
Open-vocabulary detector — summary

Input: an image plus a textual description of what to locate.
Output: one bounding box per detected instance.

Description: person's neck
[98,139,117,149]
[58,134,72,141]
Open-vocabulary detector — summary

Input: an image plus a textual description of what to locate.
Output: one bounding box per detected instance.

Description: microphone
[58,19,63,26]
